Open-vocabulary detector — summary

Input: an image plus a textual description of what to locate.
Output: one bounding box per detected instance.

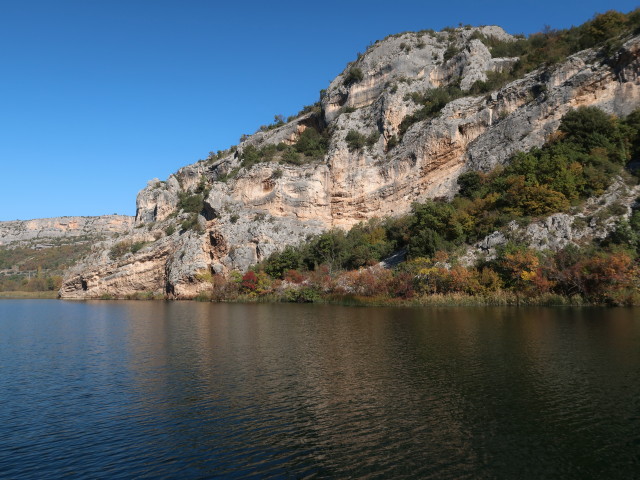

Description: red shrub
[241,270,258,292]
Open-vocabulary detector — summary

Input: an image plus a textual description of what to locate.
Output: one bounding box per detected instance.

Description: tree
[309,230,347,273]
[586,10,628,43]
[559,107,628,163]
[264,246,303,278]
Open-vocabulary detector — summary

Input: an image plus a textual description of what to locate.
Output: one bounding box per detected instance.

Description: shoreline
[0,291,58,299]
[10,291,610,307]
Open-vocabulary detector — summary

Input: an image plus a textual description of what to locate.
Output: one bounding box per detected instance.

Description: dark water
[0,301,639,479]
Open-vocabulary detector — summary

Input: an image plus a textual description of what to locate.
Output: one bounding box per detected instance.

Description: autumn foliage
[195,106,640,306]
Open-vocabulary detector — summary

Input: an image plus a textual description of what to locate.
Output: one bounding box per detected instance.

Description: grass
[0,291,58,299]
[314,292,582,307]
[179,291,588,307]
[2,289,596,307]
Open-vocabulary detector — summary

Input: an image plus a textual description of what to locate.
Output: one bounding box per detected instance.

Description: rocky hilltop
[0,215,133,247]
[60,21,640,299]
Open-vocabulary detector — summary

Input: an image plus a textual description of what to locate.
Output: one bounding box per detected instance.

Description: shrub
[343,67,364,86]
[294,128,329,158]
[482,9,640,82]
[457,171,485,198]
[177,192,204,214]
[264,246,303,278]
[240,145,261,169]
[291,102,322,119]
[109,241,131,260]
[443,43,460,61]
[468,70,513,94]
[283,269,305,284]
[281,149,302,165]
[559,107,628,163]
[165,225,176,236]
[284,287,320,303]
[386,135,399,151]
[241,270,258,292]
[180,213,203,233]
[251,106,640,306]
[399,85,464,137]
[366,130,380,148]
[217,166,240,183]
[130,241,146,254]
[345,130,367,151]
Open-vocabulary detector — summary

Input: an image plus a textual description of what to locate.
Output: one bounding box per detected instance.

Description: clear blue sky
[1,0,638,220]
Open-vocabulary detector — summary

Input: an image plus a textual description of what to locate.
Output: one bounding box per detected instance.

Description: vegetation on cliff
[194,107,640,306]
[396,10,640,141]
[0,241,88,292]
[239,127,330,171]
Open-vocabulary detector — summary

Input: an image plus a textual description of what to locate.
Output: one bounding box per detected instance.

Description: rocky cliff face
[60,26,640,299]
[0,215,133,247]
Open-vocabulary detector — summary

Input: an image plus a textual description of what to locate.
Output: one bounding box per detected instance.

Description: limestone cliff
[0,215,133,282]
[60,25,640,299]
[0,215,133,247]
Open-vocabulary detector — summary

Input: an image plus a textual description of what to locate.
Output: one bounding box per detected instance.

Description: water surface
[0,300,638,478]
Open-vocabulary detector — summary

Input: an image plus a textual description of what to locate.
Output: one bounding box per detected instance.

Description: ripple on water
[0,301,638,479]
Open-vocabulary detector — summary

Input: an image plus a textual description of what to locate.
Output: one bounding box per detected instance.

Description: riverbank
[0,291,58,299]
[29,289,612,306]
[189,291,587,307]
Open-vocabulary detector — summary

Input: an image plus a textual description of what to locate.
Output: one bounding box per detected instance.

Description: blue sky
[1,0,638,220]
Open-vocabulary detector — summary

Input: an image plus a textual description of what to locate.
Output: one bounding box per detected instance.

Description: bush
[468,70,513,94]
[284,287,320,303]
[484,9,640,81]
[109,241,131,260]
[366,130,380,148]
[399,85,464,137]
[294,128,329,158]
[217,167,240,183]
[281,149,302,165]
[264,246,303,278]
[386,135,399,151]
[177,192,204,214]
[343,67,364,86]
[240,145,261,169]
[443,43,460,61]
[559,107,628,163]
[457,171,485,198]
[181,213,203,233]
[130,242,146,254]
[241,270,258,292]
[345,130,367,151]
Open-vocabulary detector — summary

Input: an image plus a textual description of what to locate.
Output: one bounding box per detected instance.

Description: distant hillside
[0,215,133,292]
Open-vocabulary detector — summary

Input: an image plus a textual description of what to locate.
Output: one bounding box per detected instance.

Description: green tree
[264,246,303,278]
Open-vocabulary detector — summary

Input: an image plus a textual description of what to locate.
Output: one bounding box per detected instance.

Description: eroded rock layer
[0,215,133,247]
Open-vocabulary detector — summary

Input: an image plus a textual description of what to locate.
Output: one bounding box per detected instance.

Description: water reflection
[0,301,638,478]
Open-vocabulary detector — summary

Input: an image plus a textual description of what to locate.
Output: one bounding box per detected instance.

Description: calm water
[0,301,639,479]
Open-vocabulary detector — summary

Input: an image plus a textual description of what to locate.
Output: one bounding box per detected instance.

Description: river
[0,300,638,478]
